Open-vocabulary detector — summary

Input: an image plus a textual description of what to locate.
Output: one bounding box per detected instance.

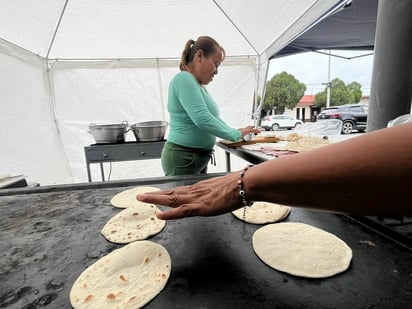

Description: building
[297,95,318,122]
[283,95,319,122]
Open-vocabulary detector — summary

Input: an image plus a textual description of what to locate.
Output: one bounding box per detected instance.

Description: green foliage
[263,71,306,114]
[314,78,363,108]
[262,73,363,112]
[347,81,362,102]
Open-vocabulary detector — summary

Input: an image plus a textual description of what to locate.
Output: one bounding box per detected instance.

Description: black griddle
[1,175,411,308]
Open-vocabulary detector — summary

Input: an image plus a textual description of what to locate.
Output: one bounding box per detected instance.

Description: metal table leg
[86,164,92,182]
[224,151,231,172]
[99,163,105,181]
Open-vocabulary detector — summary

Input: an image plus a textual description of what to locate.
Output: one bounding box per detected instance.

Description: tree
[262,71,306,114]
[314,78,362,108]
[347,81,362,102]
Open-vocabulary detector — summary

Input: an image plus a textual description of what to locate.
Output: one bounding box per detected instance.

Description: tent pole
[254,55,270,127]
[367,0,412,131]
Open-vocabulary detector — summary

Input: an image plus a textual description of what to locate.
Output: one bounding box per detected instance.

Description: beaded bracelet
[237,165,253,219]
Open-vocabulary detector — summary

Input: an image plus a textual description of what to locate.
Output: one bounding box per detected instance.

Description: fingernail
[137,193,146,200]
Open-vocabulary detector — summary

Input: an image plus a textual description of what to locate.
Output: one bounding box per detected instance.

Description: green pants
[161,142,214,176]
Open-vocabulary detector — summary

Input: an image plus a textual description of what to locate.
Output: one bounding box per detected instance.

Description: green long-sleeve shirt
[167,71,241,150]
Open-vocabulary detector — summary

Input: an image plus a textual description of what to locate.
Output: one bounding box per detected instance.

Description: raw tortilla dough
[111,186,161,208]
[70,240,171,309]
[232,201,291,224]
[253,222,352,278]
[102,203,165,244]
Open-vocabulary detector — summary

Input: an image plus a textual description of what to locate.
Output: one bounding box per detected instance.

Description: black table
[1,175,411,308]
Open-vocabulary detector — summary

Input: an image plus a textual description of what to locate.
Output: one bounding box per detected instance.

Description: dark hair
[179,36,226,71]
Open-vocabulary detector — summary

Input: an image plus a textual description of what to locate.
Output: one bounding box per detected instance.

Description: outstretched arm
[138,123,412,219]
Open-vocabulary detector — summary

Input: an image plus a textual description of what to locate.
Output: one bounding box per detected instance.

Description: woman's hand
[238,126,261,139]
[137,172,243,220]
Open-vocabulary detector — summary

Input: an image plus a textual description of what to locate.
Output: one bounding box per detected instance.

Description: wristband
[237,165,253,219]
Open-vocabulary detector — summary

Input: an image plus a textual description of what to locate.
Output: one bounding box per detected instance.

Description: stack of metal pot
[130,121,168,142]
[88,121,129,144]
[88,120,168,144]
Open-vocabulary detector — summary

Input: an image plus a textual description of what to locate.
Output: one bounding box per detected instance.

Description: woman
[138,122,412,219]
[162,36,260,176]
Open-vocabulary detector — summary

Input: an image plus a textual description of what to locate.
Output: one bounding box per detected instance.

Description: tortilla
[70,240,171,309]
[252,222,352,278]
[102,203,165,244]
[111,186,161,208]
[232,202,291,224]
[283,134,330,152]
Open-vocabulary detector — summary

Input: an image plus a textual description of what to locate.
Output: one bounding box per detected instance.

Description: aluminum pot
[88,121,129,144]
[130,121,168,142]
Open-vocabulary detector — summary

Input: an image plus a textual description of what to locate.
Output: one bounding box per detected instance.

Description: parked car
[317,104,368,134]
[261,115,303,131]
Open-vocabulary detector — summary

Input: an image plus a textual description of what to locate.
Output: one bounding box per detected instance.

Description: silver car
[261,115,303,131]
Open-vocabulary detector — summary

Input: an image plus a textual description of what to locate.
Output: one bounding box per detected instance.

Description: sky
[267,50,374,96]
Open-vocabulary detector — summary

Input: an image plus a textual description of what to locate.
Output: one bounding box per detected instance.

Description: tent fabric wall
[0,38,257,184]
[0,41,73,184]
[52,57,257,183]
[0,0,343,185]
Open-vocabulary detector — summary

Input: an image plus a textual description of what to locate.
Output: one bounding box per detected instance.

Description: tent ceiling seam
[212,0,259,55]
[0,37,44,59]
[44,55,255,62]
[46,0,68,61]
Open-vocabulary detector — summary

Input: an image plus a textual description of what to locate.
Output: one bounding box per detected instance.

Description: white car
[261,115,303,131]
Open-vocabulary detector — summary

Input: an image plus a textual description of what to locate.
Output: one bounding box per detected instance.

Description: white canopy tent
[0,0,344,185]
